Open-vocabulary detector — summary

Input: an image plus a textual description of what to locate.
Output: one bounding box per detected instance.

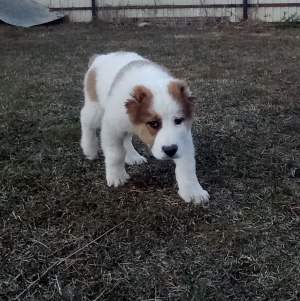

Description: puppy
[80,52,209,203]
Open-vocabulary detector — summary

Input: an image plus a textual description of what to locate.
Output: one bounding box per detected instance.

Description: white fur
[80,52,209,204]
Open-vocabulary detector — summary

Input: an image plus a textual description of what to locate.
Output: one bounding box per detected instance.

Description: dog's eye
[147,121,160,129]
[174,118,184,125]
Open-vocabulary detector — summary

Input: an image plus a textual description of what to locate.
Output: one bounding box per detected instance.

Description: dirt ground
[0,22,300,300]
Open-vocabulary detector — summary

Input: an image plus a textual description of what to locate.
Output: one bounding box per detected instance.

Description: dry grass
[0,23,300,301]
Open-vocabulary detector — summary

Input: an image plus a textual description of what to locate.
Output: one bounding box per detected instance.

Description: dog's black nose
[162,144,178,157]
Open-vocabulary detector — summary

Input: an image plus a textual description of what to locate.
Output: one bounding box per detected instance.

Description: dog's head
[125,80,195,160]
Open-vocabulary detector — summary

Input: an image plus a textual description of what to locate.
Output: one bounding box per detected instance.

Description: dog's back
[85,52,146,107]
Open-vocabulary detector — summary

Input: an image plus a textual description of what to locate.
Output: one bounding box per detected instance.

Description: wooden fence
[35,0,300,24]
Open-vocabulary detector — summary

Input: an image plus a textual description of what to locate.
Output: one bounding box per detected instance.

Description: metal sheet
[0,0,64,27]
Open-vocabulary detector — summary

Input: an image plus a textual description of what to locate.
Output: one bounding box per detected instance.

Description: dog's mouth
[161,154,180,160]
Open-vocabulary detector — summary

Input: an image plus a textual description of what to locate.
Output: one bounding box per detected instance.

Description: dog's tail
[88,54,99,68]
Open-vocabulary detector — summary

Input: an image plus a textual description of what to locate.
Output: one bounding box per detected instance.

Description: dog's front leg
[101,124,129,187]
[174,133,209,204]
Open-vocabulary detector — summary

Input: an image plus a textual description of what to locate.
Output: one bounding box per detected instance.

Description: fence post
[92,0,97,20]
[243,0,248,20]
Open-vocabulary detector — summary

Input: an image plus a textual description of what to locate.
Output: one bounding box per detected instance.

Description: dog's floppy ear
[125,86,153,123]
[131,85,151,102]
[170,80,196,102]
[125,85,152,109]
[168,80,196,120]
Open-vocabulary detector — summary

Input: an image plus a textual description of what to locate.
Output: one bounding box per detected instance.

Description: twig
[14,220,128,300]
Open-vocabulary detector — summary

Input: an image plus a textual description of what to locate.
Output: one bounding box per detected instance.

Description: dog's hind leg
[124,134,147,165]
[80,66,103,160]
[80,101,101,160]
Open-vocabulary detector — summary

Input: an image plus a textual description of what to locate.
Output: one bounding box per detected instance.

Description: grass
[0,22,300,300]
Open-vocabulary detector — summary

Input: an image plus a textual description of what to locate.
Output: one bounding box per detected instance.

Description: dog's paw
[106,172,130,187]
[178,185,210,204]
[81,141,99,160]
[125,154,147,165]
[85,150,99,160]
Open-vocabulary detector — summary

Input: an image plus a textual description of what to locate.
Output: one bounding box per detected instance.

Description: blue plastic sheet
[0,0,64,27]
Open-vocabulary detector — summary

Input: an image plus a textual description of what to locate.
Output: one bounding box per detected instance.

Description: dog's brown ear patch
[125,86,154,124]
[88,54,98,68]
[168,80,196,120]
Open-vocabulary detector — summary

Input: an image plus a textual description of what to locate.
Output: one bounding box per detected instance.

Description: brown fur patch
[88,54,98,68]
[125,86,161,147]
[85,68,98,102]
[168,80,196,121]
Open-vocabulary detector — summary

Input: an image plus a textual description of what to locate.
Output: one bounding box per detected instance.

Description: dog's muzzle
[162,144,178,158]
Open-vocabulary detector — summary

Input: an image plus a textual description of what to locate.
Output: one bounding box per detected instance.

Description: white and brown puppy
[80,52,209,203]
